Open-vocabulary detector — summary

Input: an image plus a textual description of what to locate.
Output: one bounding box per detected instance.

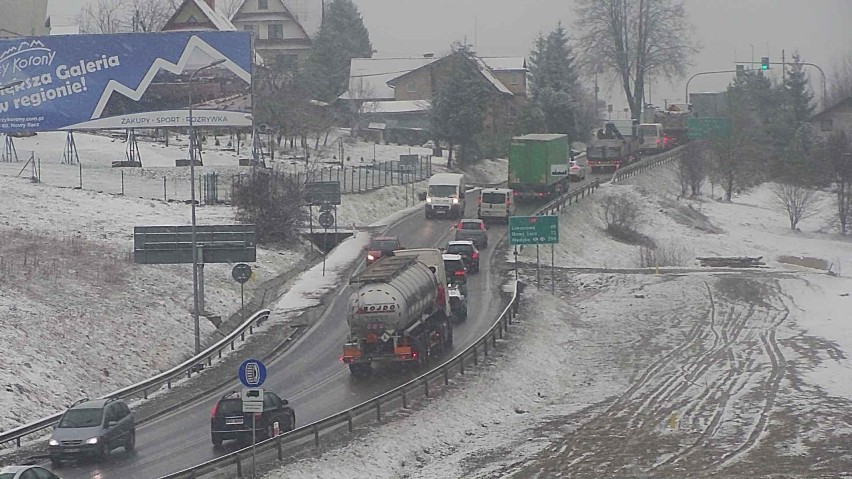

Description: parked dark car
[454,219,488,248]
[0,465,62,479]
[210,391,295,448]
[48,398,135,466]
[446,240,480,273]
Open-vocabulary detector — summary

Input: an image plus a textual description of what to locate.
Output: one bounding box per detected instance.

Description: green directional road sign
[687,117,732,140]
[509,215,559,245]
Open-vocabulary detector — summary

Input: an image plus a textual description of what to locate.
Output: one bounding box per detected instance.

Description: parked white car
[569,159,587,181]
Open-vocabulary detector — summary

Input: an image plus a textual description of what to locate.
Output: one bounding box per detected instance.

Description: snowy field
[260,163,852,478]
[0,130,505,433]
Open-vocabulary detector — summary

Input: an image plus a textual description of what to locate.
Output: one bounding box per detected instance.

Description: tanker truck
[341,253,453,375]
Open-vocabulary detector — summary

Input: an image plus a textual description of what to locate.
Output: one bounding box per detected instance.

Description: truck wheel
[349,363,371,376]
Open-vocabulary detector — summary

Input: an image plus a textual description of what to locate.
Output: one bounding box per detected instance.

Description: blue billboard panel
[0,31,252,132]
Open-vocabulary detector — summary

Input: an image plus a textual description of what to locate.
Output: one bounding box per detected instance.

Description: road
[53,179,578,478]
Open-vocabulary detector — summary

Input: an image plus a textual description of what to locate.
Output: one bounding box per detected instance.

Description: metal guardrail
[537,177,602,216]
[610,145,687,183]
[0,309,272,449]
[160,283,523,479]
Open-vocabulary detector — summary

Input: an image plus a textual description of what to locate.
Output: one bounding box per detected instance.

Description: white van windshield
[429,185,457,197]
[640,125,659,136]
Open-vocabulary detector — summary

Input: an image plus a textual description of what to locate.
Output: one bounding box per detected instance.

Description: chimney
[205,0,215,9]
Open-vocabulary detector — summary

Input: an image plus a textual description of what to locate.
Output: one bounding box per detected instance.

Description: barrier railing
[0,309,272,449]
[160,283,522,479]
[610,144,687,183]
[537,177,602,216]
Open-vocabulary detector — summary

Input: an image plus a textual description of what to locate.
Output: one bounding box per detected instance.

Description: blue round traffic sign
[238,359,267,388]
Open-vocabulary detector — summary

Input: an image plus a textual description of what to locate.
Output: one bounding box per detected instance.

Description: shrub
[232,169,308,245]
[598,194,652,245]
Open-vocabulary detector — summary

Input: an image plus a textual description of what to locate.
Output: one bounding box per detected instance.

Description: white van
[638,123,665,154]
[425,173,466,219]
[477,188,515,222]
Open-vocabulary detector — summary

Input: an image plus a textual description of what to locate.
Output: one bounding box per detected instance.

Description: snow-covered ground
[259,163,852,478]
[0,130,505,433]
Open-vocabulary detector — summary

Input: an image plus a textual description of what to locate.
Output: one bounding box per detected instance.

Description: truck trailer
[586,122,638,173]
[507,134,571,201]
[341,254,453,375]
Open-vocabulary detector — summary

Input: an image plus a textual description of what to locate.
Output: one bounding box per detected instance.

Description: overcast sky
[49,0,851,112]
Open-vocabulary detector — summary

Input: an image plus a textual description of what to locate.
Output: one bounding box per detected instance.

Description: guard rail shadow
[0,309,272,450]
[159,282,523,479]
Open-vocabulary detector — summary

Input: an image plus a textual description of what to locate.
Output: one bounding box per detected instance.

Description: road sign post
[509,215,560,290]
[238,360,266,478]
[232,263,252,321]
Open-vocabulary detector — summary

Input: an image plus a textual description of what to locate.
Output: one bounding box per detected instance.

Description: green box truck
[508,134,570,200]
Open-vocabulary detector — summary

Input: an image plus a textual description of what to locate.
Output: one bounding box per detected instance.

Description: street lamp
[187,58,226,355]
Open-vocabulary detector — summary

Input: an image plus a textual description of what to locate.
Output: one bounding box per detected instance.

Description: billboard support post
[188,58,226,356]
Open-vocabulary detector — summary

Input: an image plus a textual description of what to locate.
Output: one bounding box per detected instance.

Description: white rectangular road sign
[242,387,264,413]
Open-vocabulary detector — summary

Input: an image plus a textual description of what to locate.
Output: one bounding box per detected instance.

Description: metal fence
[610,145,688,183]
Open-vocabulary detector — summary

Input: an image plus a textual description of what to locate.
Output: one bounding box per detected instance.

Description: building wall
[0,0,49,37]
[232,0,312,64]
[162,2,218,31]
[815,100,852,139]
[492,71,526,97]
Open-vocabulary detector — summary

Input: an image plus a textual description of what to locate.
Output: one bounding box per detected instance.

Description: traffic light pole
[734,61,827,111]
[685,69,739,106]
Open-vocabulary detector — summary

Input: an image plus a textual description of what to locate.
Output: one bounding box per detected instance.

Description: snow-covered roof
[480,56,527,72]
[340,57,439,101]
[164,0,237,31]
[474,57,513,95]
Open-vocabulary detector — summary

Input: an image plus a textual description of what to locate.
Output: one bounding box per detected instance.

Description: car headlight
[85,437,100,445]
[452,198,459,204]
[426,197,432,203]
[367,254,376,261]
[49,438,59,446]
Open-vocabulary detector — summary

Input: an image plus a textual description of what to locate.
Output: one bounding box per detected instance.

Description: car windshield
[459,222,482,230]
[428,185,457,197]
[58,408,103,428]
[640,125,659,136]
[447,244,473,254]
[444,260,465,274]
[481,192,505,204]
[370,239,399,251]
[217,398,243,415]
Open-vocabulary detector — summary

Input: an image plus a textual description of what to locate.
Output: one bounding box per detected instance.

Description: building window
[820,119,833,132]
[258,0,268,9]
[511,74,519,86]
[268,23,283,39]
[407,82,416,93]
[243,24,256,34]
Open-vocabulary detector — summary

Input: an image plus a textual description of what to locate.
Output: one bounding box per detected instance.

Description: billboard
[0,31,252,133]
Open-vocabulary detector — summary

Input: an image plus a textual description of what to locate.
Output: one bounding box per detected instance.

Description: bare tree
[705,105,764,202]
[78,0,127,33]
[345,77,378,140]
[218,0,243,18]
[827,52,852,108]
[573,0,699,121]
[676,143,706,198]
[128,0,175,32]
[825,131,852,233]
[772,183,819,230]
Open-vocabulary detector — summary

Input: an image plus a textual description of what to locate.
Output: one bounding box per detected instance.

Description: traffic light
[761,57,769,70]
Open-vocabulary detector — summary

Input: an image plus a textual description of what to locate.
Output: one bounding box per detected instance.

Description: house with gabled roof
[230,0,324,65]
[162,0,237,32]
[339,51,527,144]
[811,96,852,140]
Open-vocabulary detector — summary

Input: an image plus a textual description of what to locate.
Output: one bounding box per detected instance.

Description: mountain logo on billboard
[91,35,250,120]
[0,40,56,76]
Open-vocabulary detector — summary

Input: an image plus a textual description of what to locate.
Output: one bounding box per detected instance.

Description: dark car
[48,398,135,466]
[446,240,480,273]
[454,219,488,248]
[442,253,468,289]
[210,391,295,448]
[365,236,403,266]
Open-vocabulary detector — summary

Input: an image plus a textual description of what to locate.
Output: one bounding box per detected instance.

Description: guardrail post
[424,378,430,398]
[167,379,172,389]
[231,340,235,350]
[376,399,381,421]
[218,350,222,359]
[473,345,478,365]
[235,453,242,477]
[277,433,283,461]
[347,411,354,432]
[493,330,498,347]
[484,336,489,356]
[460,355,465,375]
[249,325,253,335]
[443,366,449,385]
[402,389,408,409]
[143,388,148,400]
[16,437,20,447]
[241,331,245,341]
[313,424,320,447]
[187,368,192,379]
[207,356,212,367]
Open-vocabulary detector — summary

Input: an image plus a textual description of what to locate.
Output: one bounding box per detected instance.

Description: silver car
[454,219,488,248]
